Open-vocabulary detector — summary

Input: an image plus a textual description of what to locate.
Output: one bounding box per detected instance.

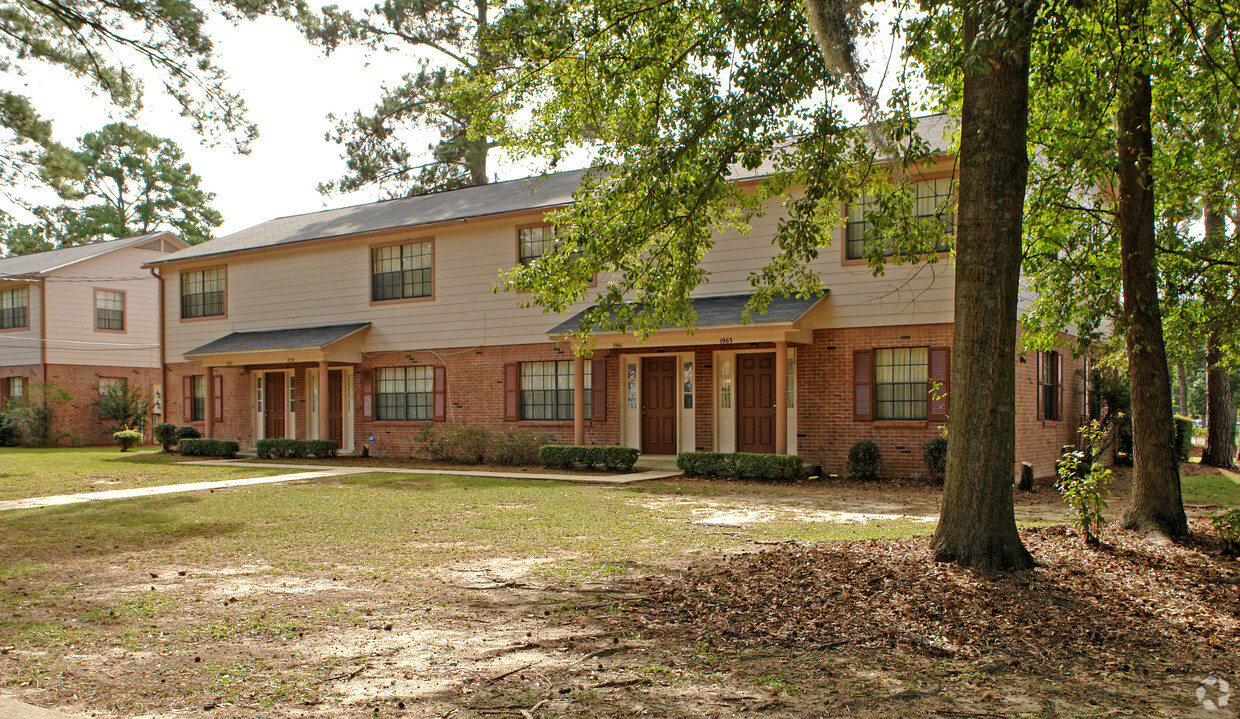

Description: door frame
[618,352,696,453]
[714,348,797,455]
[253,369,295,441]
[307,367,355,452]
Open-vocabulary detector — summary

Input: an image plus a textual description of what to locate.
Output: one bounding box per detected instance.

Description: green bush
[846,440,882,481]
[153,423,177,452]
[177,438,239,458]
[113,429,142,452]
[411,425,495,464]
[922,438,948,483]
[94,382,151,432]
[1173,414,1194,461]
[4,381,73,447]
[675,452,804,481]
[1055,420,1113,545]
[539,445,640,472]
[175,425,201,441]
[0,418,20,447]
[486,428,553,466]
[1213,509,1240,553]
[256,438,339,459]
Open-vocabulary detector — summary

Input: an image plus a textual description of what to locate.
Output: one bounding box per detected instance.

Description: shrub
[411,425,494,464]
[113,429,143,452]
[413,426,453,461]
[0,418,20,447]
[175,425,201,441]
[4,381,73,447]
[486,428,553,466]
[153,423,177,452]
[922,438,948,483]
[1055,420,1113,545]
[539,445,640,472]
[1173,414,1194,461]
[846,441,883,481]
[177,438,239,458]
[1213,509,1240,554]
[94,382,152,432]
[256,438,339,459]
[676,452,804,481]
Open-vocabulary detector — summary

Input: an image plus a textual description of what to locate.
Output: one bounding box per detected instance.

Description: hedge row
[539,445,640,471]
[256,438,339,459]
[177,438,239,458]
[1173,415,1194,461]
[676,452,804,481]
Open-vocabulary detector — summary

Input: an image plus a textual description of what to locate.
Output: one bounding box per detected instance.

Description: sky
[15,5,906,239]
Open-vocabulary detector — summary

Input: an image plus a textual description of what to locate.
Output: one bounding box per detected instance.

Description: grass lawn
[1181,463,1240,505]
[0,447,288,501]
[0,453,1237,718]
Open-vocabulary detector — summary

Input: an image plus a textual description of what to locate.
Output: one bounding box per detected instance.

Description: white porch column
[318,359,330,443]
[573,354,586,445]
[775,341,788,454]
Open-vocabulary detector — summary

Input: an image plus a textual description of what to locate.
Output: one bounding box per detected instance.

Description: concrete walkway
[0,696,85,719]
[0,461,680,513]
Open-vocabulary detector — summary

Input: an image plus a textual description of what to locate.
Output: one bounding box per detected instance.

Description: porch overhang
[184,322,371,366]
[546,291,829,348]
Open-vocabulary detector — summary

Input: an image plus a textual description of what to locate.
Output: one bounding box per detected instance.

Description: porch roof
[185,322,371,361]
[547,291,828,336]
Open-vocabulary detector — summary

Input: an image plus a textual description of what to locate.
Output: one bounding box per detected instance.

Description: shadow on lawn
[0,494,245,565]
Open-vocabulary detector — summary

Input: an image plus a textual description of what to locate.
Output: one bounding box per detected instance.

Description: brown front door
[264,372,286,439]
[737,352,776,453]
[641,356,678,455]
[327,369,344,444]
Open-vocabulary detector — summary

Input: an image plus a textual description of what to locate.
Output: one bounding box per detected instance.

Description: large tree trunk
[1202,334,1237,467]
[931,0,1038,572]
[1115,58,1188,537]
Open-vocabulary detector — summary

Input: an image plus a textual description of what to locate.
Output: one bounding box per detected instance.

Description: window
[95,290,125,330]
[0,287,28,329]
[5,376,23,408]
[180,268,226,319]
[190,375,205,422]
[99,377,123,395]
[519,360,590,421]
[375,366,433,421]
[518,224,584,267]
[874,347,929,420]
[371,241,432,301]
[1041,351,1060,421]
[845,178,955,260]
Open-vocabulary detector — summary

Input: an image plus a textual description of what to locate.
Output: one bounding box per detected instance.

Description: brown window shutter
[1036,352,1044,421]
[213,374,224,422]
[183,375,193,423]
[362,370,374,421]
[1054,351,1063,421]
[1,378,8,403]
[433,366,447,421]
[591,357,607,422]
[504,362,520,421]
[928,346,950,421]
[853,349,873,421]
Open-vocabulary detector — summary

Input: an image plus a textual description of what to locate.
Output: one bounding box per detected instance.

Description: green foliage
[1173,415,1194,461]
[92,381,151,433]
[153,423,178,452]
[176,438,239,458]
[846,441,882,481]
[175,426,201,442]
[412,425,492,464]
[539,445,640,472]
[1055,421,1114,545]
[485,428,554,466]
[1213,509,1240,553]
[112,429,142,452]
[2,382,73,447]
[0,418,19,447]
[255,439,339,459]
[922,438,948,483]
[675,452,804,481]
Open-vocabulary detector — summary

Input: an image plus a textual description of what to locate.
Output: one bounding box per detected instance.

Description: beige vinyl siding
[163,192,956,362]
[43,246,165,368]
[0,280,41,366]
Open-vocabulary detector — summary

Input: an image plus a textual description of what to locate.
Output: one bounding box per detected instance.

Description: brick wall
[43,364,161,445]
[1014,332,1086,479]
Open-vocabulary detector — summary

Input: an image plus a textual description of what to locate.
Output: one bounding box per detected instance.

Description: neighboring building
[146,117,1082,478]
[0,233,188,444]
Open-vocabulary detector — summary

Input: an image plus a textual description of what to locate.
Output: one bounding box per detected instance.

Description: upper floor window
[518,224,582,266]
[371,240,432,302]
[375,366,433,421]
[845,178,956,260]
[874,347,929,420]
[180,268,226,319]
[95,290,125,330]
[0,287,28,329]
[520,360,591,421]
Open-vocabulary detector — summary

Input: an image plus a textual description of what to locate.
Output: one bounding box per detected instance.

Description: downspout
[38,277,47,386]
[149,267,166,426]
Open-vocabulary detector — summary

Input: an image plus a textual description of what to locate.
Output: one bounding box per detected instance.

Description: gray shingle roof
[184,322,371,358]
[149,170,587,266]
[146,114,954,268]
[0,232,176,279]
[547,292,828,335]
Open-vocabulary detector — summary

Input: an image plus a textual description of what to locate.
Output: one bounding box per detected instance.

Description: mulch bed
[620,521,1239,703]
